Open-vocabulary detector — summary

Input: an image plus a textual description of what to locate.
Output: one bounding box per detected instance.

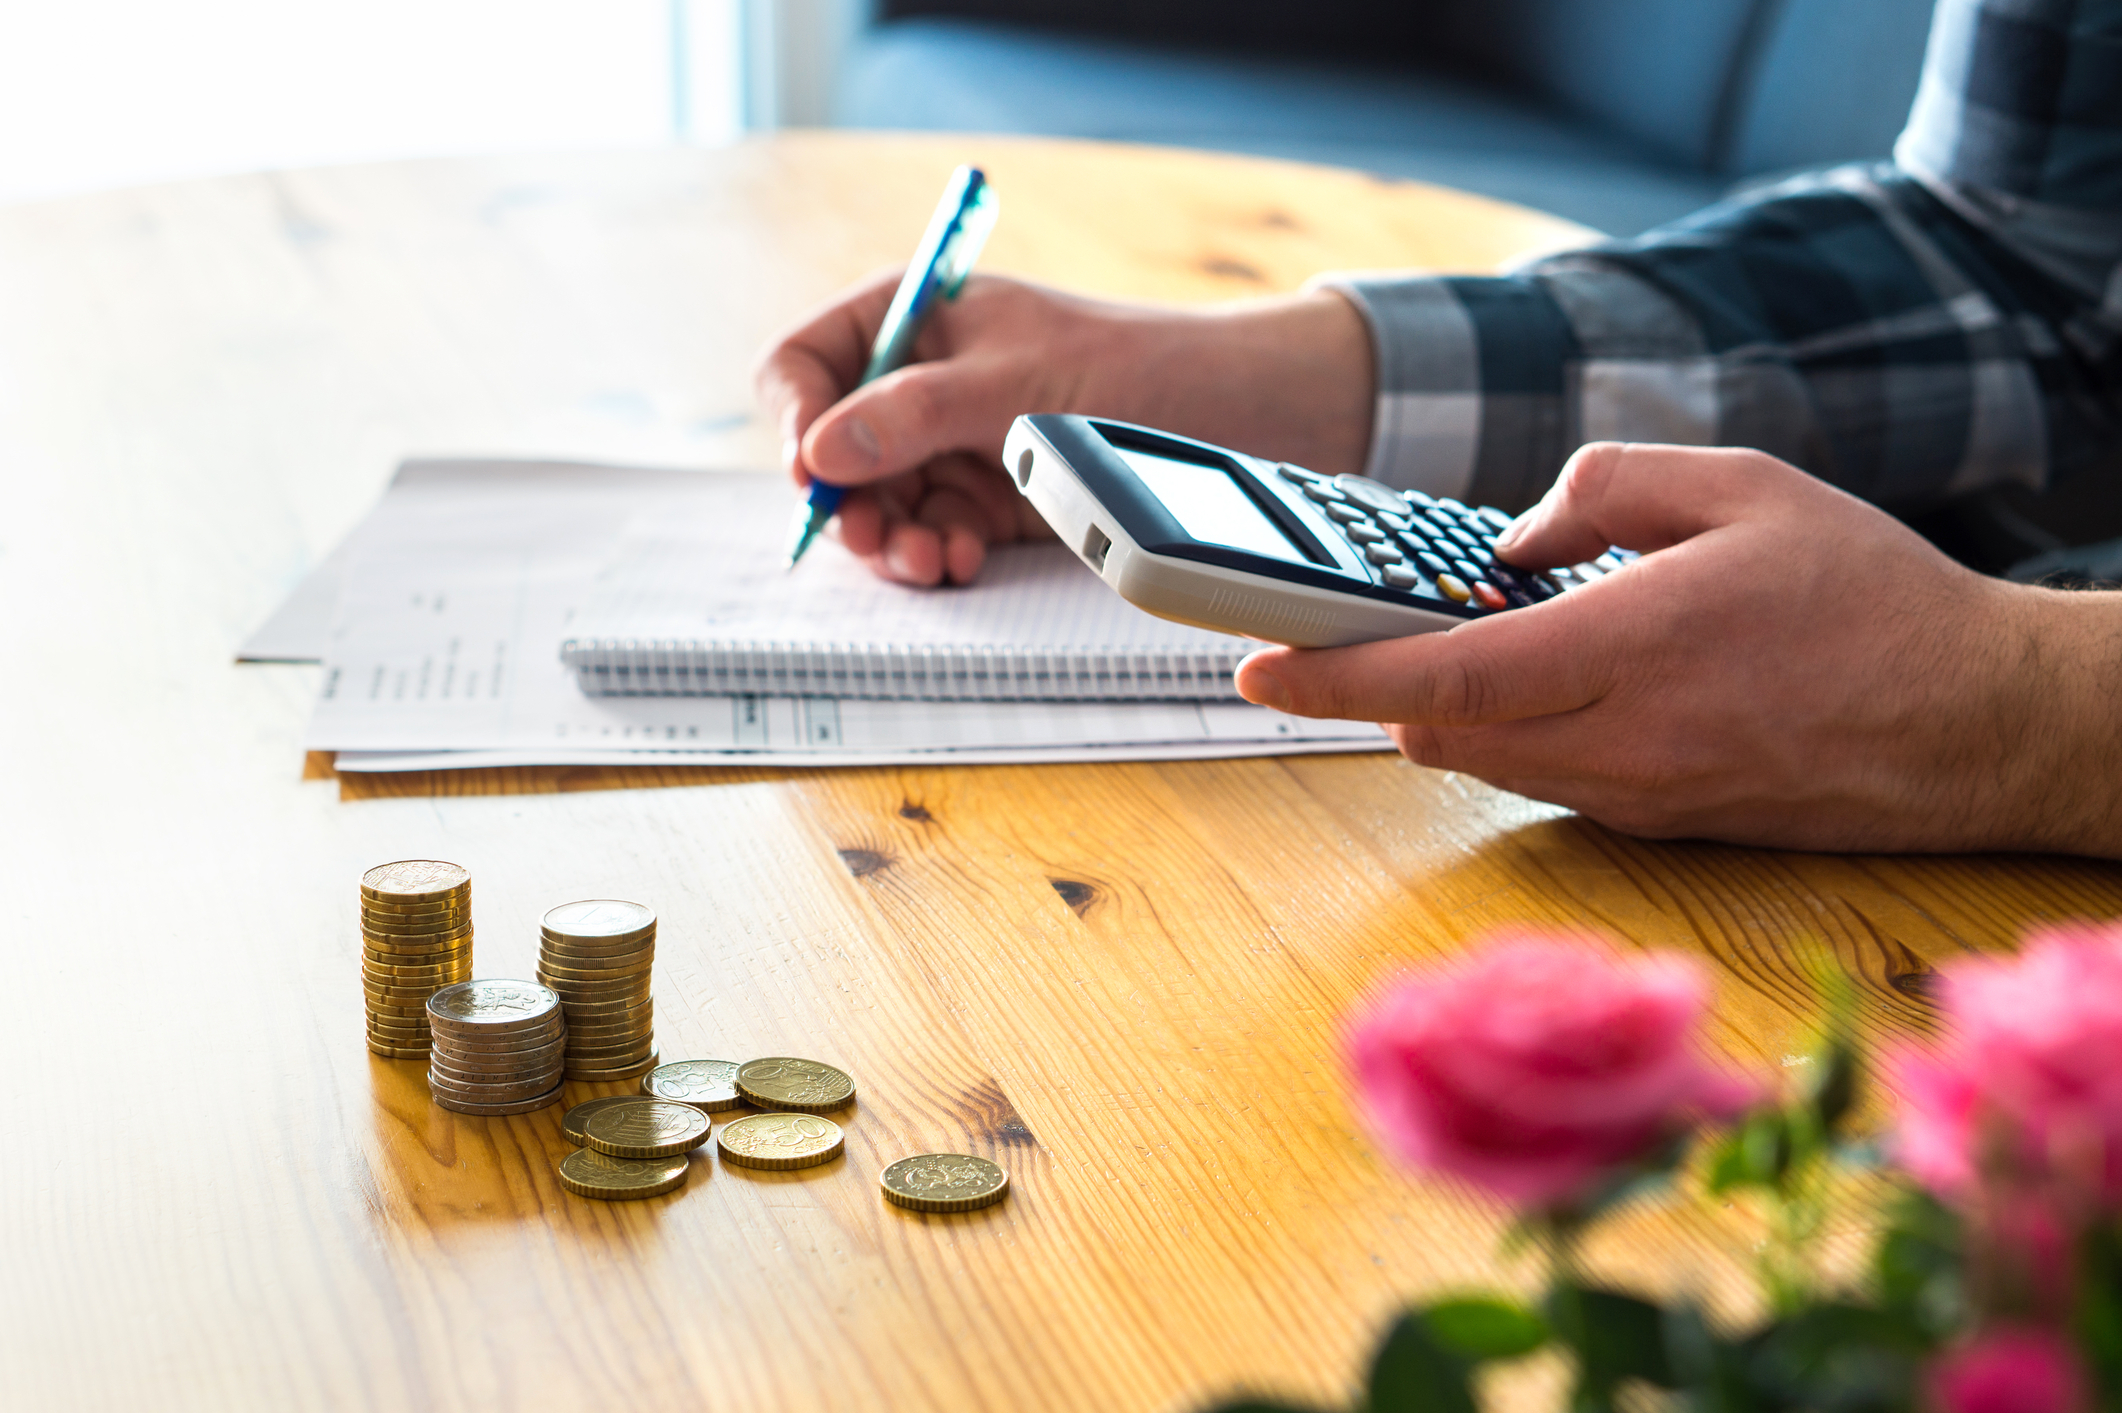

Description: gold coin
[358,912,471,933]
[366,1039,430,1059]
[539,935,656,962]
[365,1016,433,1036]
[716,1112,845,1170]
[581,1099,711,1158]
[540,899,657,946]
[564,1050,661,1082]
[360,859,471,903]
[557,1147,687,1201]
[735,1057,856,1113]
[433,1085,563,1116]
[642,1060,744,1113]
[561,1096,647,1146]
[362,933,473,955]
[534,950,649,975]
[880,1154,1010,1213]
[358,891,471,912]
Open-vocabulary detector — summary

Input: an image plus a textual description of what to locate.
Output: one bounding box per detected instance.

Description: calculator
[1001,414,1636,648]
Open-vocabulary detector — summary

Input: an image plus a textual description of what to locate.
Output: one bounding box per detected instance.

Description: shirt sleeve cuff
[1304,271,1485,500]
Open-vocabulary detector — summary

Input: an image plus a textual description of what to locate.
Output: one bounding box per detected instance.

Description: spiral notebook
[559,486,1248,702]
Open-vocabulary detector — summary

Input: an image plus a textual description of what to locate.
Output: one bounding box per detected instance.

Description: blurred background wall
[0,0,1937,237]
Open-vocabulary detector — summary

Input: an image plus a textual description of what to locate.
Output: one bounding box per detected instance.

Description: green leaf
[1872,1188,1964,1343]
[1547,1284,1676,1394]
[1366,1312,1477,1413]
[1806,1034,1860,1136]
[1421,1298,1549,1361]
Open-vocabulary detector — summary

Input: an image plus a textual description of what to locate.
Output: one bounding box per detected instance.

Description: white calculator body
[1002,414,1631,648]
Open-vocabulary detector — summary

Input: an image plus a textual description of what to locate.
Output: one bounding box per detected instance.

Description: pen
[783,164,999,568]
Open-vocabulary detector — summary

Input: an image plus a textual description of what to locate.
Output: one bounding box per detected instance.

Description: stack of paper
[247,460,1390,772]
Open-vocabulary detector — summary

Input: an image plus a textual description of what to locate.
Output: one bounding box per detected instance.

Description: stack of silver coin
[536,900,658,1082]
[424,979,566,1115]
[360,860,473,1059]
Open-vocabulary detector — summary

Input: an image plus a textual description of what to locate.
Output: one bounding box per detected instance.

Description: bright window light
[0,0,742,206]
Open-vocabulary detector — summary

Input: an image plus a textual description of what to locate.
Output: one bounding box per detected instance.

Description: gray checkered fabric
[1318,0,2122,514]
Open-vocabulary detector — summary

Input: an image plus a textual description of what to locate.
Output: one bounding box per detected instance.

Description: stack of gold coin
[361,860,473,1058]
[424,979,566,1115]
[536,900,657,1081]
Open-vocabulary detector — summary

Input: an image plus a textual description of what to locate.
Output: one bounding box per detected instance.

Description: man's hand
[753,270,1373,585]
[1235,443,2122,856]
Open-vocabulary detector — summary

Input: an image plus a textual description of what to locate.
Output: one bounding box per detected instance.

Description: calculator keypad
[1274,465,1639,614]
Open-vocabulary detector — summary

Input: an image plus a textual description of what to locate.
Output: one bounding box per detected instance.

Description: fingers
[753,268,905,484]
[1497,441,1798,570]
[1234,593,1618,727]
[801,349,1025,489]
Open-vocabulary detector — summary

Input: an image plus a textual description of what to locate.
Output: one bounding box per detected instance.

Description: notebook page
[562,477,1237,655]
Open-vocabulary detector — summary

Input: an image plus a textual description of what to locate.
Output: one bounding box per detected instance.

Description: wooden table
[4,133,2118,1413]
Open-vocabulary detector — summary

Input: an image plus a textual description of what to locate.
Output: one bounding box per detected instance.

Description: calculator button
[1301,481,1346,503]
[1331,475,1410,514]
[1573,561,1606,580]
[1345,523,1388,544]
[1446,526,1483,551]
[1594,552,1623,573]
[1405,489,1438,510]
[1324,502,1367,523]
[1381,564,1421,590]
[1477,506,1513,532]
[1467,545,1494,565]
[1453,559,1486,584]
[1433,496,1470,516]
[1363,542,1405,564]
[1435,573,1471,603]
[1276,463,1326,484]
[1408,513,1446,539]
[1416,551,1450,576]
[1378,511,1411,531]
[1471,582,1508,610]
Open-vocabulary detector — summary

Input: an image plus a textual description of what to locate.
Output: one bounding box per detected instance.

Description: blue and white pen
[783,164,999,569]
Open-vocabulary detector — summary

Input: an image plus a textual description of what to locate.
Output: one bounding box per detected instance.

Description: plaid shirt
[1320,0,2122,515]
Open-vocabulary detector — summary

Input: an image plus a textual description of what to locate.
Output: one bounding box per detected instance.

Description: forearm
[2001,587,2122,859]
[1081,289,1375,479]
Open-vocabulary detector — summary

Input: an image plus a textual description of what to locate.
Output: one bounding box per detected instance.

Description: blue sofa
[836,0,1943,236]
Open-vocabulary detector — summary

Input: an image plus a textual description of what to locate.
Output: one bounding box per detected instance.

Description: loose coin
[717,1112,845,1170]
[880,1154,1010,1213]
[557,1147,687,1201]
[361,859,472,903]
[561,1096,647,1146]
[433,1085,564,1116]
[642,1059,744,1113]
[735,1057,856,1113]
[581,1099,711,1159]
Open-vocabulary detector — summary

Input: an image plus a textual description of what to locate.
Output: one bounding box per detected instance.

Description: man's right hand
[753,269,1376,585]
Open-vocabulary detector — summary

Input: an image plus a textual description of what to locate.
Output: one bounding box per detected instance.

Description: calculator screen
[1111,447,1309,564]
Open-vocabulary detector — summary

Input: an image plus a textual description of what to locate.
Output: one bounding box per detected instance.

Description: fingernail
[847,417,881,462]
[886,540,920,582]
[1496,511,1533,549]
[1239,659,1291,712]
[781,437,800,476]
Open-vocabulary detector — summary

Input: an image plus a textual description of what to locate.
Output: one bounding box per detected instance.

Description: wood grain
[1,133,2118,1413]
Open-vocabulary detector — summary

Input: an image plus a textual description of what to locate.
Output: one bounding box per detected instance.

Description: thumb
[1497,441,1780,569]
[802,350,1023,489]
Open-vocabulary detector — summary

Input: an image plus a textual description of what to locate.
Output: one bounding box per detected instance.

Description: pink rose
[1889,922,2122,1206]
[1930,1328,2087,1413]
[1348,934,1756,1210]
